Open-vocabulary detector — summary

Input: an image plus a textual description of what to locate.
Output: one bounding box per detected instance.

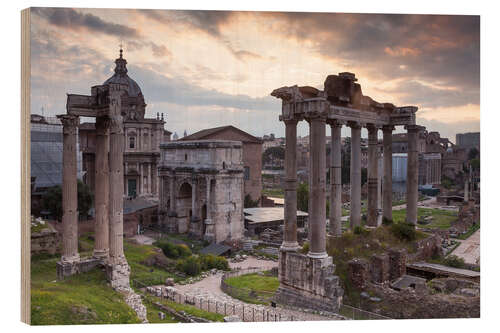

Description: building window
[184,153,188,161]
[129,136,135,149]
[244,166,250,180]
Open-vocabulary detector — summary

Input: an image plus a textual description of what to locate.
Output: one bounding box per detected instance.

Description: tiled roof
[179,125,262,144]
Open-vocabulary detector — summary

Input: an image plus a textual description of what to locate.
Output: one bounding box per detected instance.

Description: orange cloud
[384,46,421,57]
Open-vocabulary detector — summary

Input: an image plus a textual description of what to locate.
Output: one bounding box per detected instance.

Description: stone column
[349,122,362,228]
[366,125,379,227]
[307,116,327,259]
[148,163,152,194]
[140,163,144,196]
[58,114,80,263]
[281,119,300,251]
[382,125,394,223]
[405,125,419,225]
[191,177,198,220]
[108,113,127,265]
[204,176,215,242]
[169,176,175,212]
[329,121,342,237]
[93,116,110,259]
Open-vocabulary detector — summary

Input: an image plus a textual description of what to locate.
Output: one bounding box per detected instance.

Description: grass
[124,239,183,286]
[143,294,225,322]
[155,233,207,254]
[31,256,141,325]
[262,188,284,198]
[224,271,279,305]
[458,223,480,240]
[392,208,457,230]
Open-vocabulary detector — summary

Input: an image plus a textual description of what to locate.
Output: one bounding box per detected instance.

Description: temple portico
[271,72,421,313]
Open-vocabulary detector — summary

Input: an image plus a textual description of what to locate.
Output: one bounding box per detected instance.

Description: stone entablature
[158,140,244,243]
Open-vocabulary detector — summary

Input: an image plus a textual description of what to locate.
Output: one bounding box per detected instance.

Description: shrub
[443,255,466,269]
[382,217,393,226]
[390,222,416,241]
[176,256,201,276]
[353,226,369,235]
[200,254,229,271]
[301,241,309,254]
[155,241,192,259]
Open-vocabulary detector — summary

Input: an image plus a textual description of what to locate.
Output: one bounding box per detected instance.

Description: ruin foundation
[106,258,131,290]
[274,251,343,313]
[56,257,102,281]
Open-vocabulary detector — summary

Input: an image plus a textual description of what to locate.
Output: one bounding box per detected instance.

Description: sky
[30,8,480,142]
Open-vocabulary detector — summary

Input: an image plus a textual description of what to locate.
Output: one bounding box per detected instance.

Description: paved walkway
[450,229,480,265]
[173,257,341,321]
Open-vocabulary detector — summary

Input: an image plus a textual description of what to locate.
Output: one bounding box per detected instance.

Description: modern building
[158,140,244,243]
[456,132,480,151]
[180,125,263,204]
[78,52,171,200]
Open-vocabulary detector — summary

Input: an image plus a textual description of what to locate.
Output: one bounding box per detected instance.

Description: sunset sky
[30,8,480,141]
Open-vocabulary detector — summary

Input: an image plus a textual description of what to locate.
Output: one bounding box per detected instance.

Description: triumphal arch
[271,72,423,312]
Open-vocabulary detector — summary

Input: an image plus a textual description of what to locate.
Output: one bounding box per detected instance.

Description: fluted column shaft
[93,117,110,259]
[367,125,379,227]
[349,123,362,228]
[406,125,419,225]
[108,114,126,263]
[307,116,327,258]
[382,126,394,222]
[329,121,342,237]
[281,119,299,251]
[58,115,80,263]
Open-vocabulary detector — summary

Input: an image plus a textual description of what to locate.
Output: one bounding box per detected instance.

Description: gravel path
[171,257,342,322]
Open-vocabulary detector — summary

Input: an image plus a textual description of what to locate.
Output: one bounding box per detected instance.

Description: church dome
[103,48,142,97]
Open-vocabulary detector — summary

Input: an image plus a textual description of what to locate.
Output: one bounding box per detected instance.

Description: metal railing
[340,304,391,320]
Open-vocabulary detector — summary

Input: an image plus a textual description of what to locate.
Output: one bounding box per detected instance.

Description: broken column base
[56,257,102,280]
[106,258,131,290]
[275,251,344,313]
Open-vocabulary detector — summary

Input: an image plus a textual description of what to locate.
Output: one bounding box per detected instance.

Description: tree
[297,182,309,212]
[262,146,285,165]
[468,148,479,160]
[41,180,93,221]
[244,194,259,208]
[470,158,480,171]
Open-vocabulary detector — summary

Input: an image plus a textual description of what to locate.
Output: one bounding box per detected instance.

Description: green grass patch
[144,294,224,322]
[458,223,480,240]
[31,257,140,325]
[124,240,181,286]
[262,188,284,198]
[224,271,279,305]
[392,208,457,230]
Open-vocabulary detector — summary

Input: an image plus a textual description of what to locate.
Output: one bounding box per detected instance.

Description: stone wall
[348,258,370,289]
[408,234,442,263]
[31,229,59,255]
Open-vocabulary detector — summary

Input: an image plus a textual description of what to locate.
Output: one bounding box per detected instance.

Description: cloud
[32,7,140,38]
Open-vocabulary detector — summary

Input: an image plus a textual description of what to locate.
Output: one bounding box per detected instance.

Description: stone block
[370,254,390,283]
[388,249,407,280]
[348,258,369,289]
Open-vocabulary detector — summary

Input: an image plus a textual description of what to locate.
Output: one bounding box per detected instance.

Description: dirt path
[173,257,342,321]
[450,229,480,265]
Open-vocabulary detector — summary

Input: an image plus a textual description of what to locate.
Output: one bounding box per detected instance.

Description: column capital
[347,121,362,129]
[326,119,343,128]
[95,116,111,135]
[109,115,124,135]
[405,124,424,132]
[366,123,379,133]
[282,117,299,126]
[382,125,395,132]
[57,114,79,134]
[304,113,327,123]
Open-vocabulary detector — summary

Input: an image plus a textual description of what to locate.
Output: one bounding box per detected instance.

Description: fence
[340,304,391,320]
[133,277,296,322]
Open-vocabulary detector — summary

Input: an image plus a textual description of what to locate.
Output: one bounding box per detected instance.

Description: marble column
[140,163,144,196]
[349,122,362,228]
[108,114,126,265]
[169,176,175,212]
[58,114,80,263]
[191,177,198,220]
[329,121,342,237]
[148,163,152,194]
[367,125,379,227]
[406,125,419,225]
[307,116,327,259]
[93,116,110,259]
[281,119,300,251]
[382,126,394,222]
